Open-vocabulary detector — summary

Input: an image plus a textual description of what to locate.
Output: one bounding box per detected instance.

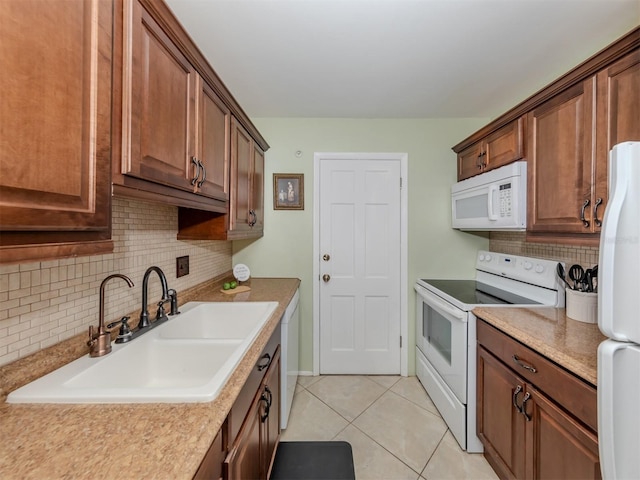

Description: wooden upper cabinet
[527,80,596,235]
[113,0,237,212]
[592,49,640,226]
[121,0,197,193]
[197,79,230,201]
[528,48,639,241]
[0,0,113,263]
[457,118,525,180]
[177,117,265,241]
[229,118,265,237]
[252,145,265,233]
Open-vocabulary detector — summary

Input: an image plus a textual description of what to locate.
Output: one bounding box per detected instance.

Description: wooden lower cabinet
[225,346,281,480]
[194,334,281,480]
[527,387,600,480]
[477,320,600,480]
[194,421,227,480]
[477,347,526,479]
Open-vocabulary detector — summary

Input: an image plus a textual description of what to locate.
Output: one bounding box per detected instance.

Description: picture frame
[273,173,304,210]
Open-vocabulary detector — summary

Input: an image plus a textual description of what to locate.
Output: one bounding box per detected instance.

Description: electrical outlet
[176,256,189,278]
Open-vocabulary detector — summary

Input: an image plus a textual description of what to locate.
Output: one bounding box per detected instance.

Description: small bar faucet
[88,274,135,357]
[139,266,169,329]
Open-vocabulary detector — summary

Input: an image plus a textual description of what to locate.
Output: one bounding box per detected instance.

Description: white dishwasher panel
[281,288,300,429]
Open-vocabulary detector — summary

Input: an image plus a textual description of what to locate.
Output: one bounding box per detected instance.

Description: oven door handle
[415,284,468,323]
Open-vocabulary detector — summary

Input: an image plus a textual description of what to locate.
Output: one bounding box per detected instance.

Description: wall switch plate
[176,256,189,278]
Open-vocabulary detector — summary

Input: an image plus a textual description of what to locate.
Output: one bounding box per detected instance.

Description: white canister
[565,288,598,324]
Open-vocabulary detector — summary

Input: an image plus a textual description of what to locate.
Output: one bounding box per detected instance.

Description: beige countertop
[0,276,300,480]
[473,306,606,387]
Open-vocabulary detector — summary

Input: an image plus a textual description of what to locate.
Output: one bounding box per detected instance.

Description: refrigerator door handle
[598,339,640,480]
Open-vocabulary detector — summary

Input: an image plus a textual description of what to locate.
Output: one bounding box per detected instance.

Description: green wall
[232,118,490,374]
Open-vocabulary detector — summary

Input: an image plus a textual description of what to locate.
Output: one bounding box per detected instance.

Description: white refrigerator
[598,141,640,480]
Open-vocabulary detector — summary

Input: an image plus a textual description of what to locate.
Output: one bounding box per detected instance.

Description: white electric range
[414,250,564,452]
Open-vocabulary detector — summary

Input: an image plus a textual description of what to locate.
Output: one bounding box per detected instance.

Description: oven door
[415,283,468,403]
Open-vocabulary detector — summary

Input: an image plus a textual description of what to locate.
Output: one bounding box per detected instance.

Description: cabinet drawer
[229,323,281,442]
[477,320,597,431]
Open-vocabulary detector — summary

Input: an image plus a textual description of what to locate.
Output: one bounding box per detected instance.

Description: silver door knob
[322,274,330,283]
[323,254,330,261]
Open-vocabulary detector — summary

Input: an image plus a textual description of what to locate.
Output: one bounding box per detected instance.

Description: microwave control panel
[499,183,512,217]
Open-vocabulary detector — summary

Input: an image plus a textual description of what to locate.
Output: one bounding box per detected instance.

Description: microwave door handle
[488,185,499,221]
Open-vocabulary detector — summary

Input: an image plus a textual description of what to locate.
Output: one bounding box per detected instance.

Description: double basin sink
[7,301,278,404]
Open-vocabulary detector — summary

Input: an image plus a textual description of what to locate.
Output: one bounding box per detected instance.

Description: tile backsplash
[490,232,599,268]
[0,197,231,367]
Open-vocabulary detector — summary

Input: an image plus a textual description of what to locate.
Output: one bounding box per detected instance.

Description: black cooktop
[419,279,541,306]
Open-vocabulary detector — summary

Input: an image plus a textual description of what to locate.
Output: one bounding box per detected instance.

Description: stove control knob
[535,264,545,273]
[485,254,492,262]
[479,254,485,262]
[523,261,533,270]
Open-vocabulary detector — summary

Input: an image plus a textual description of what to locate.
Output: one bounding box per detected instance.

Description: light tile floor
[281,375,499,480]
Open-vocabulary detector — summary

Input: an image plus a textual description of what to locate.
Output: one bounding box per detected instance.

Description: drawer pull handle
[521,392,532,421]
[512,384,523,413]
[257,353,271,371]
[512,355,537,373]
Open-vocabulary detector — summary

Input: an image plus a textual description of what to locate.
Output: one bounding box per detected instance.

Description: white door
[318,157,401,374]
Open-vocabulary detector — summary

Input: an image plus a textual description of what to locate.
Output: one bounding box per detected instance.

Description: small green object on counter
[230,281,237,289]
[223,282,231,290]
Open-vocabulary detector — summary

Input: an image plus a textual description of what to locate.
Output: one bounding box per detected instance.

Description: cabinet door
[485,117,525,171]
[0,0,113,262]
[593,50,640,231]
[527,79,595,234]
[225,392,263,480]
[194,420,226,480]
[251,145,265,233]
[477,346,526,480]
[458,141,484,180]
[197,79,230,201]
[230,118,253,234]
[262,347,281,478]
[123,0,196,193]
[525,386,601,480]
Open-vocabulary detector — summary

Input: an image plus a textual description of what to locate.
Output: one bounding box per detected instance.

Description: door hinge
[400,177,403,189]
[400,336,403,348]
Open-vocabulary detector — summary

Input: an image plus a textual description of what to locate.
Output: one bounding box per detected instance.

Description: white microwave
[451,161,527,231]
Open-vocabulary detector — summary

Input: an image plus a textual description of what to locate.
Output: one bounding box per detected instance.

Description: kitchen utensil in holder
[565,288,597,324]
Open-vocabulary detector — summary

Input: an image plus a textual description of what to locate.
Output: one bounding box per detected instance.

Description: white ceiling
[165,0,639,119]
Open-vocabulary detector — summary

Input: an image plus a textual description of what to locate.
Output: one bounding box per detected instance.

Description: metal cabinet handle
[260,389,270,422]
[580,199,590,228]
[323,254,330,261]
[521,392,532,421]
[196,160,206,188]
[512,384,524,413]
[480,151,487,167]
[257,353,271,371]
[593,198,603,227]
[512,354,537,373]
[248,209,257,227]
[190,157,200,186]
[322,274,330,283]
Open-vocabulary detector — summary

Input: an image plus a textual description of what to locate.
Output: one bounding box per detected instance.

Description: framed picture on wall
[273,173,304,210]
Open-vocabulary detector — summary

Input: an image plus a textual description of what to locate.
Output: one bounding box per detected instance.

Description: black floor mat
[270,441,356,480]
